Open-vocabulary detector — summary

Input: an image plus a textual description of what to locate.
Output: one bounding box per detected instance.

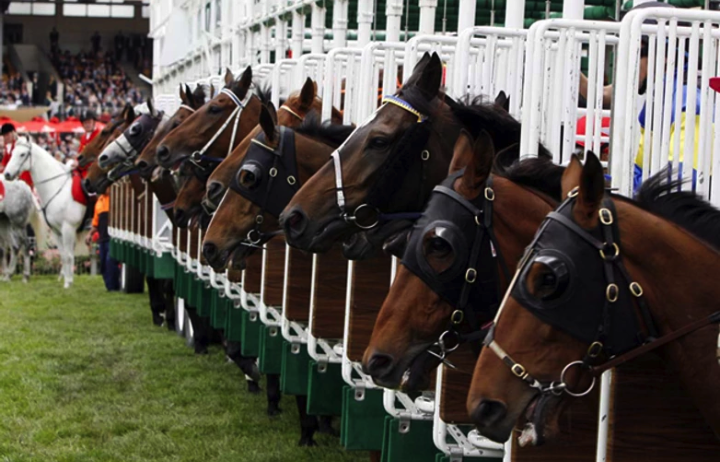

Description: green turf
[0,276,368,462]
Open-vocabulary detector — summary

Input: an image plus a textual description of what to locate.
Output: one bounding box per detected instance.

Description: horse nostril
[4,172,12,181]
[471,400,508,428]
[156,145,170,162]
[207,181,223,202]
[203,242,218,261]
[136,159,149,170]
[282,209,308,240]
[98,154,108,165]
[82,178,94,193]
[364,352,395,378]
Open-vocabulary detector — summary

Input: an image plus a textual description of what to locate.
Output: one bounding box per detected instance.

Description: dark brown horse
[77,104,136,168]
[468,153,720,446]
[201,106,354,270]
[135,83,208,179]
[361,131,560,393]
[279,52,538,261]
[202,77,345,212]
[155,67,259,170]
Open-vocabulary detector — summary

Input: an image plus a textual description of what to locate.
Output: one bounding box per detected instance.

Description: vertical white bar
[419,0,438,35]
[333,0,349,48]
[458,0,476,33]
[683,22,700,191]
[311,3,325,54]
[595,369,613,462]
[505,0,525,29]
[386,0,403,42]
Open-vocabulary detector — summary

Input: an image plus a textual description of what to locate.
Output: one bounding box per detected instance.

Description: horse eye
[130,124,141,135]
[367,137,390,150]
[422,227,456,274]
[171,120,181,129]
[208,105,222,114]
[529,257,569,301]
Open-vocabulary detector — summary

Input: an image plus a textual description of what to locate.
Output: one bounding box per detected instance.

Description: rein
[485,189,720,398]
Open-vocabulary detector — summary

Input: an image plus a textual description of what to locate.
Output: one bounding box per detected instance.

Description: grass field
[0,275,368,462]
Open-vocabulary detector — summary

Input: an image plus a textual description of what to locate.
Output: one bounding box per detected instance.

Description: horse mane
[296,111,355,148]
[255,84,285,107]
[634,168,720,250]
[496,156,565,202]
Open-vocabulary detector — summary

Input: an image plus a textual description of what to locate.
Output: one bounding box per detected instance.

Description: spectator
[86,192,120,291]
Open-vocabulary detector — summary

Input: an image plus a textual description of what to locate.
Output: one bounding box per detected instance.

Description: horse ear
[192,84,205,104]
[259,104,277,143]
[573,151,605,228]
[209,84,216,99]
[125,104,136,123]
[493,142,519,169]
[224,68,234,87]
[236,66,253,92]
[494,91,510,112]
[147,97,156,117]
[414,52,443,99]
[460,130,495,193]
[561,154,583,199]
[266,102,278,124]
[179,84,188,104]
[299,77,316,110]
[449,130,474,175]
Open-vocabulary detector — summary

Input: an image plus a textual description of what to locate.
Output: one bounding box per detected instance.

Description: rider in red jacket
[76,109,101,179]
[0,123,33,187]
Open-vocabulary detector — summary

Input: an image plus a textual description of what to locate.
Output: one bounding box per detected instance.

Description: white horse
[0,177,39,282]
[3,137,86,288]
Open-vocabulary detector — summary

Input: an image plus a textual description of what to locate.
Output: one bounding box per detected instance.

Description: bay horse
[135,84,209,179]
[362,131,560,392]
[76,104,136,168]
[202,77,345,212]
[202,107,354,270]
[155,67,258,171]
[468,153,720,446]
[4,138,85,288]
[279,52,534,260]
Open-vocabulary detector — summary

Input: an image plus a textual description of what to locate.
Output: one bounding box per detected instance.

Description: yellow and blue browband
[382,95,428,123]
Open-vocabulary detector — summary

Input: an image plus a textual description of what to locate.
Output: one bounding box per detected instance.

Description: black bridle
[110,112,164,163]
[227,126,298,245]
[401,171,510,367]
[485,189,720,397]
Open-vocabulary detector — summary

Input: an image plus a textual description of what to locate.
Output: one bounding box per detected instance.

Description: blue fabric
[99,241,120,291]
[633,162,696,195]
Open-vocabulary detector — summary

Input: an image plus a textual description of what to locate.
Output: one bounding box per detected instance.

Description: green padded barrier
[225,301,243,342]
[152,252,175,279]
[211,290,227,331]
[258,325,283,375]
[109,239,119,260]
[381,417,440,462]
[341,386,386,451]
[145,250,154,276]
[435,455,502,462]
[280,341,310,396]
[196,282,212,317]
[138,247,147,274]
[307,360,344,416]
[241,310,261,357]
[174,263,186,300]
[209,289,218,327]
[186,272,196,306]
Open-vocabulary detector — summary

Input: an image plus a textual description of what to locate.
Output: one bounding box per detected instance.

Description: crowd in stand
[0,71,31,106]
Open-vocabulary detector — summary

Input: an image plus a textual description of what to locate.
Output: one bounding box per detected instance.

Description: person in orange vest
[76,109,101,179]
[1,122,36,256]
[0,123,33,188]
[86,192,119,291]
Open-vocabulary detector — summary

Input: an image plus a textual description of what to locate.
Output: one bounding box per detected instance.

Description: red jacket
[1,141,33,188]
[77,127,101,179]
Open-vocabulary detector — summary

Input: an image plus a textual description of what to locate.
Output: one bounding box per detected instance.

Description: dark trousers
[99,241,120,291]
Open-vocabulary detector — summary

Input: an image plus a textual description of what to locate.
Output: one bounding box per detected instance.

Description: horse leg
[61,223,76,288]
[0,246,8,281]
[225,340,260,393]
[185,305,209,354]
[266,374,282,416]
[162,279,176,331]
[22,243,30,283]
[52,230,64,283]
[296,395,319,446]
[7,244,17,280]
[146,275,166,326]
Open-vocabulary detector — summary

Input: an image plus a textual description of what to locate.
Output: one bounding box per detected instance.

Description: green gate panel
[138,247,148,274]
[144,249,154,276]
[109,239,119,260]
[152,252,175,279]
[196,282,212,317]
[280,341,310,396]
[174,263,186,300]
[341,386,386,451]
[307,360,344,416]
[211,290,227,330]
[381,417,440,462]
[240,310,261,357]
[225,301,243,342]
[258,325,283,375]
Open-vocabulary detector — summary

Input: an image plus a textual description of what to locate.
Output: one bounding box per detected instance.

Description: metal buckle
[606,283,619,303]
[421,150,430,161]
[567,187,579,198]
[255,215,264,224]
[287,175,296,185]
[345,204,380,230]
[247,229,262,245]
[511,363,526,378]
[599,242,620,261]
[451,310,464,325]
[629,282,643,297]
[269,167,277,177]
[484,187,495,201]
[465,268,477,283]
[587,341,603,358]
[599,208,613,225]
